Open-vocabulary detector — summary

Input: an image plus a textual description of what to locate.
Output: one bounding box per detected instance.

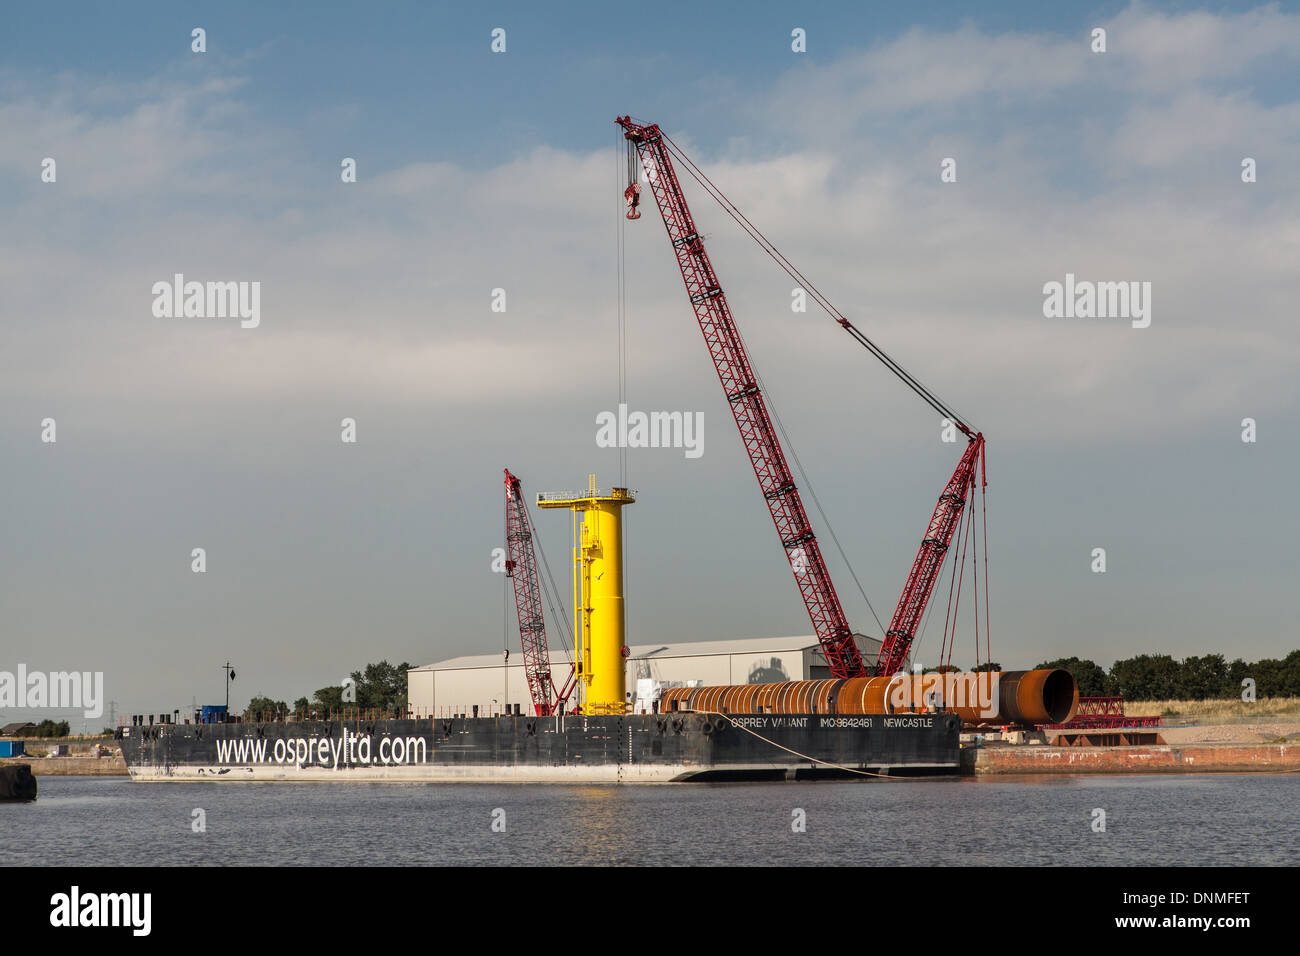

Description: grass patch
[1124,698,1300,720]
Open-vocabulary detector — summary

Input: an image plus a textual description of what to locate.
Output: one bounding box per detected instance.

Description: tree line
[1036,651,1300,701]
[244,661,412,719]
[6,719,71,737]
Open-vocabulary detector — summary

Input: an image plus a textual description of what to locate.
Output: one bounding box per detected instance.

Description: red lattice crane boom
[617,117,864,679]
[504,468,575,715]
[875,433,985,676]
[617,115,988,679]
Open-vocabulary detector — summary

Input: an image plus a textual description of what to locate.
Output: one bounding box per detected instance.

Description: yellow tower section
[536,475,635,715]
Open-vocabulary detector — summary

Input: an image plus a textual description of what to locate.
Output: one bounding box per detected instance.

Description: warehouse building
[406,634,885,717]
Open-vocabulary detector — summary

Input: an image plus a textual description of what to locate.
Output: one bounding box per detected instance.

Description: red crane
[504,469,575,714]
[616,116,987,678]
[876,432,985,677]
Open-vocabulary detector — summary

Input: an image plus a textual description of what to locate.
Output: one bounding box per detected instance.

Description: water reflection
[5,775,1297,867]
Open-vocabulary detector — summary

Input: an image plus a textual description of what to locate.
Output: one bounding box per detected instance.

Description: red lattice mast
[619,115,992,680]
[617,117,864,679]
[504,469,573,715]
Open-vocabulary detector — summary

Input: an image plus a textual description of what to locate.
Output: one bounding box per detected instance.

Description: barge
[118,711,962,783]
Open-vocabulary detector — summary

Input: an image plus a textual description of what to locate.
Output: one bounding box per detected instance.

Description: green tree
[1250,657,1281,697]
[973,661,1001,672]
[348,660,412,714]
[1109,654,1181,700]
[307,660,413,715]
[1226,658,1251,697]
[1177,654,1228,699]
[245,696,288,720]
[1279,650,1300,696]
[292,697,311,714]
[311,684,344,712]
[1037,657,1112,697]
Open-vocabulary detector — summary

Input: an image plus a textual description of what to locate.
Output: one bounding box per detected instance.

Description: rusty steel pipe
[996,669,1079,726]
[653,669,1077,726]
[659,687,696,712]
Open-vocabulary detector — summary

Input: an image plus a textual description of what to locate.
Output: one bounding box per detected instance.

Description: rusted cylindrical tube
[753,679,839,714]
[858,672,1004,724]
[996,669,1078,726]
[718,684,761,714]
[841,669,1077,725]
[659,687,697,712]
[653,669,1077,726]
[834,677,889,715]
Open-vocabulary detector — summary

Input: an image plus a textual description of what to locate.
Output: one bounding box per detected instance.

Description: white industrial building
[406,634,885,717]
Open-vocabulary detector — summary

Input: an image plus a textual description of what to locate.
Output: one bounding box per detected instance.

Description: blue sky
[2,1,1298,722]
[6,0,1255,167]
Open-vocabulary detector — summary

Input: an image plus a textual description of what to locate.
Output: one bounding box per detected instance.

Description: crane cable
[659,131,977,436]
[750,363,886,636]
[531,507,574,659]
[656,130,993,661]
[641,131,887,635]
[616,132,631,637]
[616,132,631,489]
[649,133,892,634]
[975,453,992,670]
[937,499,964,669]
[503,479,577,714]
[972,476,982,671]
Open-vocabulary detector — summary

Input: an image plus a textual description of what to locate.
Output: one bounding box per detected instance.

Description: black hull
[119,712,962,782]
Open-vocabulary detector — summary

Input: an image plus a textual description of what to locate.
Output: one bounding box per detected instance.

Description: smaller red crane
[504,469,575,715]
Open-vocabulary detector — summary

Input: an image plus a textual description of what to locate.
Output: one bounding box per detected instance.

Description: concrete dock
[0,756,127,776]
[963,741,1300,775]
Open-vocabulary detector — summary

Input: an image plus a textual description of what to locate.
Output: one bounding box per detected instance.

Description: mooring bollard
[0,764,38,801]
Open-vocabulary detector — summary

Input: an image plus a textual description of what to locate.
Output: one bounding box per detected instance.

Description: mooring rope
[694,710,916,780]
[696,710,1300,776]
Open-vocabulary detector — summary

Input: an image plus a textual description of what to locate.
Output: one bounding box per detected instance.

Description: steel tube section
[998,669,1079,726]
[656,670,1076,726]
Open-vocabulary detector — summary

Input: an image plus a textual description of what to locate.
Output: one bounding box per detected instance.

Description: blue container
[0,741,26,758]
[199,705,228,724]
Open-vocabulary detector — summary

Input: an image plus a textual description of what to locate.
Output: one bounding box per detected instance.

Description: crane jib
[616,116,866,681]
[503,469,577,715]
[616,115,993,679]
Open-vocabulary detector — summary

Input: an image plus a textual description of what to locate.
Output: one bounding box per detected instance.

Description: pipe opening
[1040,669,1076,724]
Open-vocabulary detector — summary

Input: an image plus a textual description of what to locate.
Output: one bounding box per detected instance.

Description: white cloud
[5,4,1299,707]
[3,9,1297,451]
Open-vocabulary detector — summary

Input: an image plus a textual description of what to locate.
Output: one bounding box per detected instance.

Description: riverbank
[8,717,1300,778]
[0,755,127,776]
[964,740,1300,775]
[0,736,127,776]
[961,703,1300,775]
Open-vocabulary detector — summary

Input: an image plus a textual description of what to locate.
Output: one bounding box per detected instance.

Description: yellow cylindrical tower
[537,475,635,715]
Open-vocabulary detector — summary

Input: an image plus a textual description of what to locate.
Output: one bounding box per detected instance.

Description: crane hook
[624,182,641,220]
[624,136,642,219]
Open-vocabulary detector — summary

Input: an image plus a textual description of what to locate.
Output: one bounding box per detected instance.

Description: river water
[4,774,1297,866]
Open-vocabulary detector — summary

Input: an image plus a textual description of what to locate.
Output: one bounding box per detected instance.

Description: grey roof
[411,634,881,672]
